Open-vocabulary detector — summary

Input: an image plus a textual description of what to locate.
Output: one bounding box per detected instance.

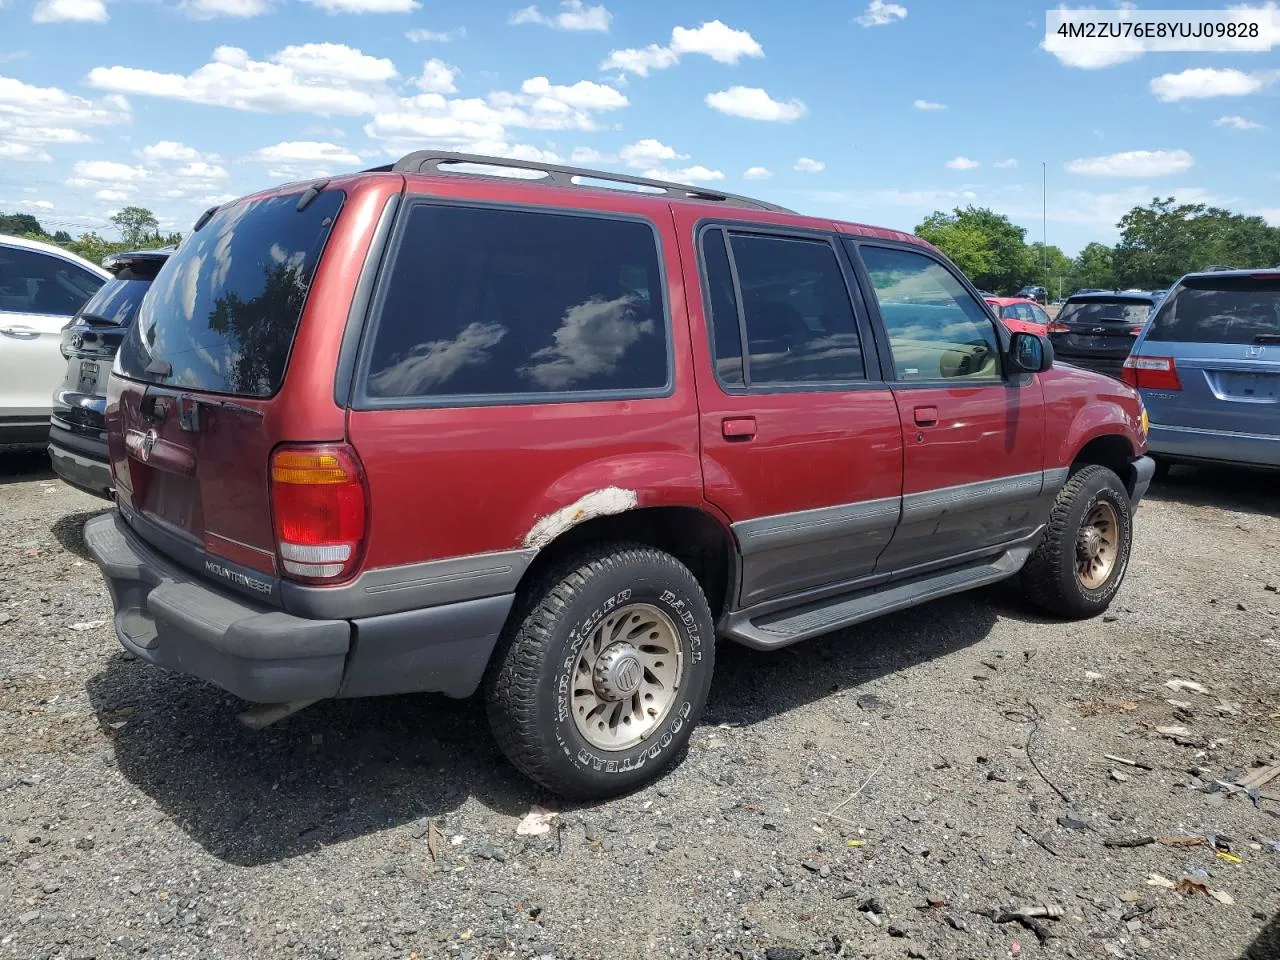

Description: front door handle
[0,325,41,339]
[722,416,757,440]
[913,405,938,427]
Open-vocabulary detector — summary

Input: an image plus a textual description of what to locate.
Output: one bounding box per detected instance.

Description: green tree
[916,206,1031,293]
[1027,242,1072,298]
[110,206,160,247]
[0,212,45,237]
[1065,242,1115,293]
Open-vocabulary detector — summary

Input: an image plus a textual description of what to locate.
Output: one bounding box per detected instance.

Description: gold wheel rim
[1075,502,1119,590]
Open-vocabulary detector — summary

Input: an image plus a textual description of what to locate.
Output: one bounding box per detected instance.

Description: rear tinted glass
[76,277,152,326]
[1058,298,1151,325]
[362,204,669,401]
[1146,276,1280,344]
[117,191,343,396]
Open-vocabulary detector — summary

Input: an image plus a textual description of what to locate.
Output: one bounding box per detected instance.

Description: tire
[484,543,716,799]
[1021,464,1133,620]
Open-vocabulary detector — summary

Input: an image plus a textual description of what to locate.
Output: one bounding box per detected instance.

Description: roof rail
[380,150,795,214]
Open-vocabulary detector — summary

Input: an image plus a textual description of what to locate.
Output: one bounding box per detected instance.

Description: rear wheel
[1021,464,1133,619]
[484,544,715,798]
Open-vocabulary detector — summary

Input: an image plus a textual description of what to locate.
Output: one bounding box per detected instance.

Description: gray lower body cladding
[84,511,513,703]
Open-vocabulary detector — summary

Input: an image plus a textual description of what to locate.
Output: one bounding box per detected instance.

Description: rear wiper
[1254,334,1280,344]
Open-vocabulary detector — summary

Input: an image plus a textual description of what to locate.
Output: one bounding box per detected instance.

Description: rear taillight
[270,444,367,583]
[1128,325,1144,336]
[1122,355,1182,391]
[1047,321,1069,335]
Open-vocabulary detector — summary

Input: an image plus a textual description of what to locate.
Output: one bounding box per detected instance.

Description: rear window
[1058,298,1151,325]
[117,191,343,397]
[1146,276,1280,344]
[77,277,153,327]
[361,203,669,402]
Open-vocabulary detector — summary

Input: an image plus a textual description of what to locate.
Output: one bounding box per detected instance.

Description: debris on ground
[516,806,558,836]
[1164,678,1209,695]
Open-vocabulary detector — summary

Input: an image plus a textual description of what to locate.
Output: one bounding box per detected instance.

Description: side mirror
[1008,331,1053,373]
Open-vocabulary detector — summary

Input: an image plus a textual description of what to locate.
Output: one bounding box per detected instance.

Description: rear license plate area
[77,360,99,394]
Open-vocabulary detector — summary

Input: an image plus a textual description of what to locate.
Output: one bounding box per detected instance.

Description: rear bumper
[48,435,112,500]
[1148,422,1280,469]
[84,512,513,704]
[1058,355,1127,380]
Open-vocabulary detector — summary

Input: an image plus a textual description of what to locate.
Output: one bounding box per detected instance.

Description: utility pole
[1042,161,1048,299]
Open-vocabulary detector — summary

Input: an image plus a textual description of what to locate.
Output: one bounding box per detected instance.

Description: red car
[986,296,1052,334]
[85,152,1153,798]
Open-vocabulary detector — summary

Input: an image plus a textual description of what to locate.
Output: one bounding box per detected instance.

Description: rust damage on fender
[523,488,639,550]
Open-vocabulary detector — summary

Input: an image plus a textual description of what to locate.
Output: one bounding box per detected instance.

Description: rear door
[676,213,903,609]
[1137,273,1280,441]
[110,189,347,589]
[851,242,1046,573]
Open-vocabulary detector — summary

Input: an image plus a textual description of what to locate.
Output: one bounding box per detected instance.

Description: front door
[851,242,1046,574]
[676,214,903,610]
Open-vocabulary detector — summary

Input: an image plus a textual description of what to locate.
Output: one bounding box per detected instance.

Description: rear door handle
[722,416,757,440]
[913,406,938,427]
[0,325,41,339]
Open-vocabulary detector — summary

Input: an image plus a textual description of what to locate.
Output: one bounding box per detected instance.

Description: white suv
[0,235,108,446]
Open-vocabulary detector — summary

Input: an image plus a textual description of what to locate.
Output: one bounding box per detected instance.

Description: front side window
[860,246,1000,381]
[0,246,103,316]
[702,228,865,387]
[363,204,669,400]
[1030,304,1050,326]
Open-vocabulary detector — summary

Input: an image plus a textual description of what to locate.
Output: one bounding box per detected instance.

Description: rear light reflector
[1047,321,1069,335]
[270,444,367,583]
[1122,355,1182,391]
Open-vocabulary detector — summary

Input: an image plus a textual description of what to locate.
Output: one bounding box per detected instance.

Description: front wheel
[1021,464,1134,619]
[484,544,715,799]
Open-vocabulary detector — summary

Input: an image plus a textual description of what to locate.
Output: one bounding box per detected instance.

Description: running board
[723,545,1033,650]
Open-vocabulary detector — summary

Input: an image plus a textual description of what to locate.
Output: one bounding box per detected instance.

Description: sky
[0,0,1277,254]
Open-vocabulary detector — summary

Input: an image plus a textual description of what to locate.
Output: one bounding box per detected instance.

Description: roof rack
[378,150,795,214]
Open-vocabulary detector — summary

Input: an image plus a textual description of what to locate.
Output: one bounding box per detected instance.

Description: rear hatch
[1135,274,1280,436]
[1049,295,1152,361]
[110,188,345,599]
[54,251,168,440]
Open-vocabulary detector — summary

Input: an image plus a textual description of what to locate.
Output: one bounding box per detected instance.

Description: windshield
[116,190,343,397]
[1058,298,1151,325]
[1146,276,1280,344]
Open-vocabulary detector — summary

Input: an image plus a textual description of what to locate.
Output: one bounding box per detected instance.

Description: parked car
[0,235,108,446]
[1017,284,1048,304]
[985,295,1051,334]
[1124,268,1279,475]
[84,151,1153,798]
[1047,290,1160,379]
[49,249,171,498]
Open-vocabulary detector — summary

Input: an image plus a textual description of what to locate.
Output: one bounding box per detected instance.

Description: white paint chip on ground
[516,805,558,836]
[1164,679,1208,695]
[68,620,107,631]
[523,488,638,549]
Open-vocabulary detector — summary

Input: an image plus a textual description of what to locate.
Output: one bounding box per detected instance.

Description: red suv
[85,152,1154,798]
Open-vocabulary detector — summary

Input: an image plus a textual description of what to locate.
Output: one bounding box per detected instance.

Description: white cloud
[302,0,419,12]
[512,75,626,112]
[642,164,724,183]
[569,146,608,164]
[1216,114,1263,130]
[600,44,679,76]
[1065,148,1194,176]
[0,140,53,162]
[1150,68,1278,101]
[68,159,149,183]
[602,20,762,76]
[87,44,394,115]
[140,140,201,162]
[994,158,1018,169]
[618,138,684,168]
[251,140,361,164]
[855,0,906,27]
[32,0,107,22]
[414,58,458,94]
[177,161,228,179]
[913,98,945,110]
[945,156,980,170]
[0,76,129,129]
[95,188,133,201]
[180,0,269,18]
[22,199,55,209]
[669,20,763,63]
[743,166,772,180]
[510,0,611,31]
[705,86,806,122]
[406,26,464,42]
[794,157,824,173]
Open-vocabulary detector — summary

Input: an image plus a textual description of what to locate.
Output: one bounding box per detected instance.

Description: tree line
[0,206,182,265]
[916,197,1280,297]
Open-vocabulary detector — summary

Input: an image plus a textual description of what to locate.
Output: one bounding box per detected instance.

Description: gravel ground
[2,449,1278,960]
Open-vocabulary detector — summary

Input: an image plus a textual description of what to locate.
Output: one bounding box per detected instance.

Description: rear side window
[1058,298,1151,325]
[0,245,103,316]
[702,228,865,387]
[118,191,343,397]
[1146,276,1280,344]
[362,204,669,401]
